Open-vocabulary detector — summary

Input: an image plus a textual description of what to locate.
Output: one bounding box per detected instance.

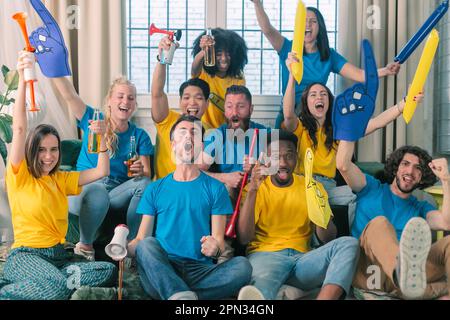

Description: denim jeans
[68,176,151,244]
[136,237,252,300]
[248,237,360,300]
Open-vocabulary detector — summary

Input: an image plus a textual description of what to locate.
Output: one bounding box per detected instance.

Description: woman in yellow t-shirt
[192,28,248,129]
[0,52,116,300]
[282,52,424,206]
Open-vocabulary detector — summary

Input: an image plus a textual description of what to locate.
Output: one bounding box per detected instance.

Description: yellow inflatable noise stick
[292,0,306,84]
[304,148,332,229]
[404,29,439,124]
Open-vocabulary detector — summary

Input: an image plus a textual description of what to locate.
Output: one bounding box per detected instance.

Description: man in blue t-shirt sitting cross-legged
[127,115,252,300]
[337,141,450,300]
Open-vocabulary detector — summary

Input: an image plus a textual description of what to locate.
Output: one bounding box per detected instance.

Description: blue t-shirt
[76,106,154,183]
[351,174,436,240]
[136,172,233,264]
[204,122,270,173]
[279,37,348,105]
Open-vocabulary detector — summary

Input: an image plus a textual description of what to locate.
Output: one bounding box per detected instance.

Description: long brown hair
[25,124,61,178]
[298,82,336,152]
[102,76,137,157]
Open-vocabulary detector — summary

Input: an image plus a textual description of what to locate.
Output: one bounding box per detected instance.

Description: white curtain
[337,0,437,161]
[0,0,126,238]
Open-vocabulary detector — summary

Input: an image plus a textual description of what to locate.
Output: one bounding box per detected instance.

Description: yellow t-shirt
[287,119,337,178]
[5,160,81,249]
[154,110,180,180]
[246,174,327,255]
[154,109,210,180]
[198,70,246,129]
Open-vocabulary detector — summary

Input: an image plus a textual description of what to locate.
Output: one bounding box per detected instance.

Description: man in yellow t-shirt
[151,37,211,180]
[236,130,359,300]
[191,28,248,129]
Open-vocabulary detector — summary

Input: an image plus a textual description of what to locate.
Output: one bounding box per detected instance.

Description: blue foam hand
[29,0,71,77]
[332,40,379,142]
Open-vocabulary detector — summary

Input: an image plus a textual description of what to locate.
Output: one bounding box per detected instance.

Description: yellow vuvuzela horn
[404,29,439,124]
[291,1,306,84]
[304,148,332,229]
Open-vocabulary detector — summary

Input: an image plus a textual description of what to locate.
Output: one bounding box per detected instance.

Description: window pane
[126,0,205,94]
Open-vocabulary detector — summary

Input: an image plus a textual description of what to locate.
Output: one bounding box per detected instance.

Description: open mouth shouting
[276,167,290,181]
[118,105,131,114]
[187,107,200,117]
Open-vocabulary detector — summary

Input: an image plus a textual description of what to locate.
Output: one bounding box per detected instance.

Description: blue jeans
[69,176,151,244]
[136,237,252,300]
[248,237,360,300]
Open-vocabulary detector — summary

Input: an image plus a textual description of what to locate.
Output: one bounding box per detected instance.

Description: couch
[1,139,389,300]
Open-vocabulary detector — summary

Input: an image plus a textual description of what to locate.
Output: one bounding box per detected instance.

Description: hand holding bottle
[203,28,216,67]
[87,109,104,153]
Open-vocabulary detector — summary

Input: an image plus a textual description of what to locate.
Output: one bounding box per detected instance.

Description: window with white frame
[126,0,338,95]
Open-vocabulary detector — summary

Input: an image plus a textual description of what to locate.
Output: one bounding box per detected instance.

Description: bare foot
[437,295,450,300]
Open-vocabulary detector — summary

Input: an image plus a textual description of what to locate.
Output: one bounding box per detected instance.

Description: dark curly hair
[384,146,437,190]
[306,7,331,62]
[298,82,336,152]
[192,28,248,78]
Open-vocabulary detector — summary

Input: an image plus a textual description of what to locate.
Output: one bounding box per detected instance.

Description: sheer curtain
[337,0,437,161]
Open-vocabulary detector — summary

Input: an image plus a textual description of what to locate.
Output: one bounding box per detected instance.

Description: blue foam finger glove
[29,0,71,77]
[332,40,379,142]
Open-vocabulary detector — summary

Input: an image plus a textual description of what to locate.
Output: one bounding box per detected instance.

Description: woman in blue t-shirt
[51,75,154,261]
[250,0,401,128]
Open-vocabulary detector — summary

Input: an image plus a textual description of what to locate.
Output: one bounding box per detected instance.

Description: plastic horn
[12,12,39,112]
[291,0,306,84]
[149,23,182,41]
[403,29,439,124]
[105,224,129,261]
[394,0,448,64]
[225,128,259,239]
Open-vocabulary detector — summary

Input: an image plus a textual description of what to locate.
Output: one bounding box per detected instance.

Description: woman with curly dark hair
[192,28,248,128]
[283,53,424,206]
[337,139,450,300]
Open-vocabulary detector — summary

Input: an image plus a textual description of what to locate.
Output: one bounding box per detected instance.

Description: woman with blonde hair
[0,52,116,300]
[26,0,154,262]
[48,74,154,261]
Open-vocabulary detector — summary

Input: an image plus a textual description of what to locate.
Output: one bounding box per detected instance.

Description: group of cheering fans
[0,0,449,300]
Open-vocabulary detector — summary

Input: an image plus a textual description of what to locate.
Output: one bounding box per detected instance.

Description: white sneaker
[398,217,431,299]
[168,291,198,300]
[237,285,265,300]
[74,242,95,261]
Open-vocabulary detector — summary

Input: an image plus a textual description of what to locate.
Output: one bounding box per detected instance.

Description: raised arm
[127,215,155,257]
[426,159,450,231]
[151,37,172,124]
[335,141,367,193]
[191,35,213,78]
[9,52,31,167]
[365,92,423,136]
[77,120,110,185]
[339,61,401,83]
[51,78,86,120]
[251,0,285,53]
[283,53,300,132]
